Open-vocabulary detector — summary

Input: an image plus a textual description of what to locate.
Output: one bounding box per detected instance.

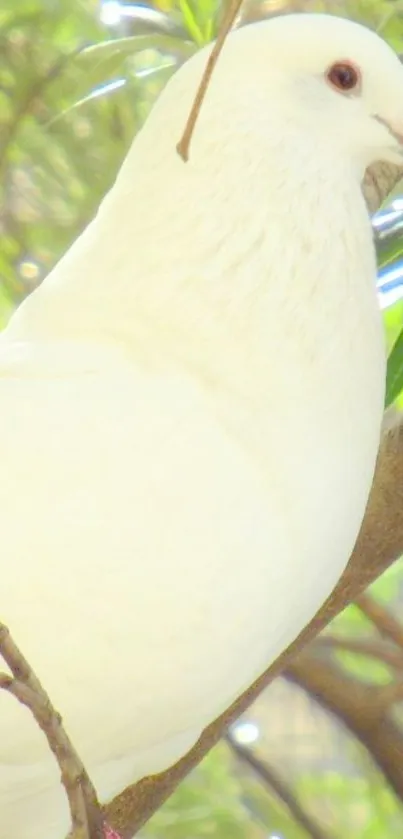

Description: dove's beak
[388,123,403,147]
[374,114,403,153]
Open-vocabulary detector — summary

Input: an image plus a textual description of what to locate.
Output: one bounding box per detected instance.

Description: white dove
[0,12,402,839]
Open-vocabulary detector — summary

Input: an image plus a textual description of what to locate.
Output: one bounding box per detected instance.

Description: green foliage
[140,737,403,839]
[298,771,403,837]
[0,0,200,316]
[387,328,403,407]
[143,746,264,839]
[377,231,403,273]
[378,232,403,406]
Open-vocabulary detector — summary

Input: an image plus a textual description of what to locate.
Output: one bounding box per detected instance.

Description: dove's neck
[3,119,380,403]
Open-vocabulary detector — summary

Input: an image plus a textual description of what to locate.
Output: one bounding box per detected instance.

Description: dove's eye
[326,61,361,93]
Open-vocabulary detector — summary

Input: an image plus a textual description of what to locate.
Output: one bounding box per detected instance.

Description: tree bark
[286,647,403,801]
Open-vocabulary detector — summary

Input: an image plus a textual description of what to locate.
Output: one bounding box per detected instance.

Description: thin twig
[0,622,103,839]
[356,593,403,652]
[176,0,243,161]
[225,733,333,839]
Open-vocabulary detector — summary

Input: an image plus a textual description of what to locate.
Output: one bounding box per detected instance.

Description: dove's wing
[0,337,287,838]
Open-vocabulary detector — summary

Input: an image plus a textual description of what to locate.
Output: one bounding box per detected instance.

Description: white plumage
[0,13,402,838]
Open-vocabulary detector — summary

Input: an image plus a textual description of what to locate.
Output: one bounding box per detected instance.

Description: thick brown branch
[356,593,403,651]
[225,734,334,839]
[371,679,403,710]
[104,411,403,837]
[0,623,103,839]
[286,649,403,801]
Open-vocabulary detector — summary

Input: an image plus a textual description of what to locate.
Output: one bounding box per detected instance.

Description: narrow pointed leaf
[386,325,403,406]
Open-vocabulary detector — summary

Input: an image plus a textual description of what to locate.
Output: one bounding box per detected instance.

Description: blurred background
[2,1,403,837]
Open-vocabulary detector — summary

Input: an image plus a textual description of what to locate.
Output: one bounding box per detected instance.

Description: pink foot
[104,824,123,839]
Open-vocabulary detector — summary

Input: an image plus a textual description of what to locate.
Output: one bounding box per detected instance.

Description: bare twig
[356,593,403,652]
[226,733,333,839]
[0,622,103,839]
[176,0,243,161]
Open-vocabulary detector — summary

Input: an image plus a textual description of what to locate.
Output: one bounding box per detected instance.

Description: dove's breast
[0,322,384,834]
[0,349,293,756]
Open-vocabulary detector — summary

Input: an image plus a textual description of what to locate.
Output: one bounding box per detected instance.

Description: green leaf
[47,62,176,126]
[42,33,195,126]
[385,325,403,406]
[77,33,195,64]
[178,0,205,44]
[377,230,403,270]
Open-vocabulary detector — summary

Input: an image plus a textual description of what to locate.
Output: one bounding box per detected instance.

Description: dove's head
[249,13,403,170]
[143,13,403,177]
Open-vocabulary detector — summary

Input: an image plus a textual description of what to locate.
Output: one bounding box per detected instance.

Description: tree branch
[356,593,403,651]
[286,648,403,801]
[0,623,103,839]
[103,409,403,837]
[225,733,334,839]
